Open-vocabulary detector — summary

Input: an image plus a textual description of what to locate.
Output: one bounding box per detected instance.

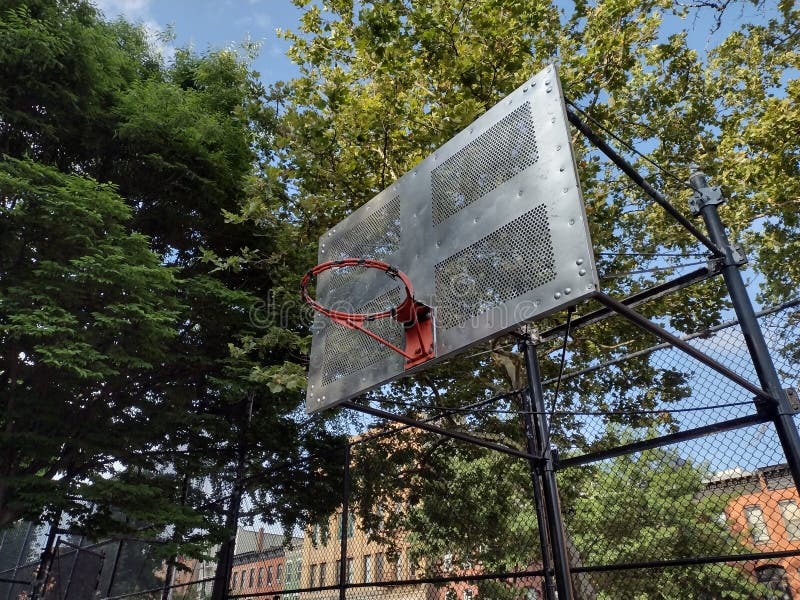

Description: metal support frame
[341,401,543,462]
[689,171,800,491]
[520,387,555,599]
[521,338,575,600]
[565,107,722,257]
[339,444,351,600]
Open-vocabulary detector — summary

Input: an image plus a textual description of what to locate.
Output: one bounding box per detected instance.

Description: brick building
[707,464,800,598]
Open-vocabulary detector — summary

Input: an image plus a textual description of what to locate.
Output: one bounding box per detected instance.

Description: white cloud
[93,0,151,20]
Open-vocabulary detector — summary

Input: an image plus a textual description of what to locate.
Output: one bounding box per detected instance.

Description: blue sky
[93,0,305,83]
[92,1,779,88]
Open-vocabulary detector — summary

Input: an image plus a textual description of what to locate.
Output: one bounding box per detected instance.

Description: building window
[364,554,372,583]
[780,500,800,540]
[756,565,793,599]
[249,568,255,588]
[277,563,283,584]
[285,561,293,583]
[464,590,474,600]
[296,562,302,585]
[375,553,384,582]
[347,558,354,583]
[267,565,274,585]
[337,512,356,539]
[744,505,771,543]
[258,567,264,587]
[394,555,403,581]
[318,562,326,586]
[310,564,317,587]
[230,571,237,590]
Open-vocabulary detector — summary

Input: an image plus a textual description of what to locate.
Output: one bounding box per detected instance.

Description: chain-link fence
[2,301,798,599]
[223,299,800,600]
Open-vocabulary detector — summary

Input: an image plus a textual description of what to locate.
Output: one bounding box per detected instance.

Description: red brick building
[708,464,800,598]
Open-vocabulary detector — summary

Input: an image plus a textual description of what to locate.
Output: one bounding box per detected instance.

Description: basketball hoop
[301,258,435,369]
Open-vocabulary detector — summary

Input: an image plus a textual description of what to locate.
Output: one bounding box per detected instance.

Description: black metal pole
[521,338,574,600]
[30,513,60,600]
[211,394,254,600]
[520,389,555,600]
[566,108,722,256]
[690,171,800,491]
[339,444,351,600]
[341,401,542,462]
[106,539,125,598]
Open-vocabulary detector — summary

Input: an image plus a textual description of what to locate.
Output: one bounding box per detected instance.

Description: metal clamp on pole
[689,170,800,492]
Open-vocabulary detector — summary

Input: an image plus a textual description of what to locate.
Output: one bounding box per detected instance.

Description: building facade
[708,464,800,598]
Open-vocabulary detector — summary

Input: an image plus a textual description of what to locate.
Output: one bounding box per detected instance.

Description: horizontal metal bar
[544,296,799,387]
[341,401,543,462]
[594,292,772,401]
[566,108,722,256]
[539,266,715,344]
[0,577,31,585]
[558,413,768,469]
[572,548,800,575]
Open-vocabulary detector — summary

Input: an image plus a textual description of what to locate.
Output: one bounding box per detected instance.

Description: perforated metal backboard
[306,65,598,413]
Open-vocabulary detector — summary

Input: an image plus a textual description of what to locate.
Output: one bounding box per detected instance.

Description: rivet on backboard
[532,81,536,86]
[523,87,528,92]
[569,218,575,225]
[518,190,523,197]
[579,268,587,276]
[551,117,556,123]
[576,258,584,265]
[554,292,562,300]
[562,187,569,194]
[546,88,552,93]
[564,288,572,295]
[545,80,551,85]
[556,145,561,151]
[559,167,565,172]
[436,241,441,247]
[473,218,479,224]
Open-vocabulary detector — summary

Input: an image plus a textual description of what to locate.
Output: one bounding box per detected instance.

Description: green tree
[265,0,800,596]
[0,158,180,529]
[0,0,346,548]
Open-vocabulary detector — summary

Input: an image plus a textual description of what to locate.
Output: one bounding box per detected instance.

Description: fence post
[30,514,60,600]
[338,444,351,600]
[519,386,555,600]
[522,338,574,600]
[690,171,800,491]
[105,539,124,598]
[211,394,254,600]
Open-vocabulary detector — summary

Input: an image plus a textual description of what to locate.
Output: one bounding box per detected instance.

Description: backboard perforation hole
[434,204,555,330]
[325,196,401,293]
[320,287,404,386]
[431,102,538,226]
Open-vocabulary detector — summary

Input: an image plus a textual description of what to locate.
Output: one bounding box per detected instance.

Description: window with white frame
[780,500,800,540]
[744,505,771,543]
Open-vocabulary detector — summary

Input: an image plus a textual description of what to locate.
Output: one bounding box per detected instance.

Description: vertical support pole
[62,541,79,600]
[520,389,555,600]
[690,171,800,492]
[106,539,124,598]
[522,338,574,600]
[338,444,351,600]
[31,514,60,600]
[211,394,254,600]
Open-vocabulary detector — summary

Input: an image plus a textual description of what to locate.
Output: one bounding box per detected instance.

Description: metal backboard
[306,64,598,413]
